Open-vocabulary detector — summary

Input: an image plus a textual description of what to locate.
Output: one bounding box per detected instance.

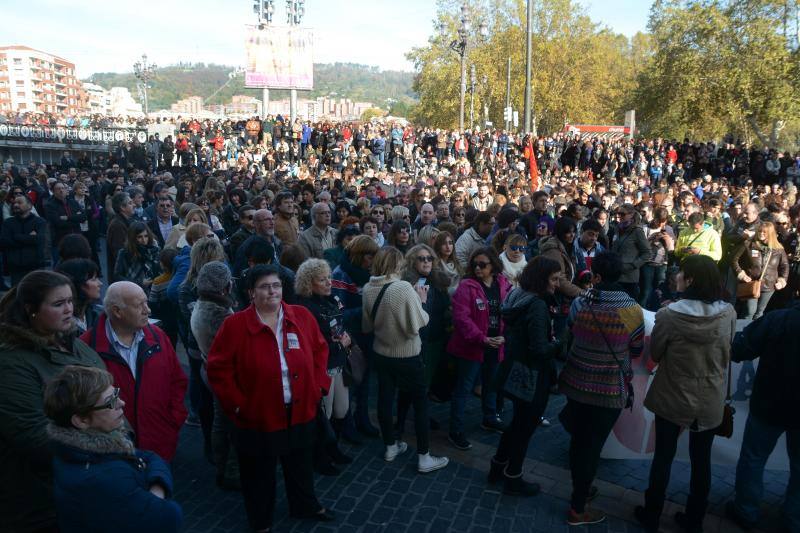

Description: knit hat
[196,261,232,294]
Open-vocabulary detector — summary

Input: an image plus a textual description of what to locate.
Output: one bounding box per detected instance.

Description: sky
[3,0,651,78]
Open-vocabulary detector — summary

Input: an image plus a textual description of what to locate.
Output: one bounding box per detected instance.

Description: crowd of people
[0,113,798,533]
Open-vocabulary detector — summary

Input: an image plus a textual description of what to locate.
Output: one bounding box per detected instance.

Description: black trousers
[374,353,429,454]
[566,398,621,512]
[234,427,321,530]
[643,415,715,527]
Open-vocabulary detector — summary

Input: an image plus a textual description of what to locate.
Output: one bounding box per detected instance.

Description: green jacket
[0,325,104,532]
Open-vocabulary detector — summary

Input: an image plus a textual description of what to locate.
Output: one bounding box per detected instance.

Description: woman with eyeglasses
[207,264,334,532]
[447,247,511,451]
[0,271,104,532]
[500,233,529,287]
[399,244,452,429]
[387,220,413,254]
[44,366,182,533]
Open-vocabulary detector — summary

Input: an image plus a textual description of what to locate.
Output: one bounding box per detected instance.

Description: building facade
[0,45,86,115]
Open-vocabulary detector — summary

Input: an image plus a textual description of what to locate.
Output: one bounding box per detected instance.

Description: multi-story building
[0,45,86,115]
[108,87,142,116]
[82,82,111,115]
[171,95,204,114]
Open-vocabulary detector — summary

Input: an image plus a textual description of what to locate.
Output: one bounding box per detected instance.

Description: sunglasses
[509,245,526,252]
[473,261,491,269]
[416,255,434,263]
[89,387,121,411]
[371,210,383,215]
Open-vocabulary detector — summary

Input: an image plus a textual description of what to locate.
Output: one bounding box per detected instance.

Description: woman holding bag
[490,257,562,496]
[731,221,789,320]
[635,255,736,533]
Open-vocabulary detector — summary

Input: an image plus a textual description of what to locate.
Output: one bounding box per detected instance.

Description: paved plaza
[172,390,789,532]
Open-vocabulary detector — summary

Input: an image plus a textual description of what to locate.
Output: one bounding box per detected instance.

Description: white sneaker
[384,440,408,462]
[417,452,449,473]
[540,417,551,427]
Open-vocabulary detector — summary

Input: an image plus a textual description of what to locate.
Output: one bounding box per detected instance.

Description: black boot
[503,473,540,497]
[634,506,659,532]
[326,440,353,465]
[488,457,507,484]
[340,411,364,445]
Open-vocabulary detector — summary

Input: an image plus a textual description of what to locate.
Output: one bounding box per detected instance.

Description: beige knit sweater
[362,275,429,358]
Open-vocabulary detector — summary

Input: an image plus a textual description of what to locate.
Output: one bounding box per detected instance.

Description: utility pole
[469,64,476,130]
[254,0,275,118]
[523,0,533,134]
[286,0,306,124]
[504,57,511,131]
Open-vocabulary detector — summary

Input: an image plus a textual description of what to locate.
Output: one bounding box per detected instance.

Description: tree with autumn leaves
[408,0,800,149]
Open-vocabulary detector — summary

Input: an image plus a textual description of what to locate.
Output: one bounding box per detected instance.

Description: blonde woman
[499,233,528,288]
[362,247,449,473]
[731,221,789,320]
[295,259,353,473]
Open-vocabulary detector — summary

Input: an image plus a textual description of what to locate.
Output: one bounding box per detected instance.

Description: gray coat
[190,296,233,360]
[611,224,651,283]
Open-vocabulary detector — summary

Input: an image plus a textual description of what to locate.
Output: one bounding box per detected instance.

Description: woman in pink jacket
[447,247,511,450]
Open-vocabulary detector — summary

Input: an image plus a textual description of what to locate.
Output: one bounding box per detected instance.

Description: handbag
[503,361,538,403]
[714,361,736,438]
[342,343,366,387]
[737,249,772,300]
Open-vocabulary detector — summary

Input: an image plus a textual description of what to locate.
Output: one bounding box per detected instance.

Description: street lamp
[439,4,488,132]
[469,64,476,129]
[133,54,156,116]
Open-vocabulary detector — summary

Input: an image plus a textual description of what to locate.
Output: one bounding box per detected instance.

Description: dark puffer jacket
[48,424,182,533]
[0,326,104,532]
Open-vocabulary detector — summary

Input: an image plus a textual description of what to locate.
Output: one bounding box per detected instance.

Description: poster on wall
[244,25,314,90]
[601,313,790,471]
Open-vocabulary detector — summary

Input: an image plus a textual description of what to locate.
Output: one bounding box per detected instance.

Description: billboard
[244,25,314,90]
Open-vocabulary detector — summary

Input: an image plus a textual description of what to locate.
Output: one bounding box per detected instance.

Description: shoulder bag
[714,361,735,438]
[737,249,772,300]
[587,297,634,410]
[344,282,392,386]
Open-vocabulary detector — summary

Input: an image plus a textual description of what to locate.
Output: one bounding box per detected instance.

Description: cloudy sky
[4,0,651,77]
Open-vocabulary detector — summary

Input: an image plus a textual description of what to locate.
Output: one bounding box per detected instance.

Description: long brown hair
[756,221,783,250]
[0,271,73,328]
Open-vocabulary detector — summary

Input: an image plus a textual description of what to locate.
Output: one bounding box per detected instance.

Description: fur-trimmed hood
[47,423,136,459]
[0,323,53,352]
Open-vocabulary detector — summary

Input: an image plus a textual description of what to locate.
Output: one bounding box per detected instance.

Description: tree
[407,0,639,131]
[361,108,387,121]
[636,0,800,147]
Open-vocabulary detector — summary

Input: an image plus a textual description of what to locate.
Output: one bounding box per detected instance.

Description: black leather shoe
[293,508,335,522]
[633,505,658,532]
[674,511,703,533]
[487,458,506,484]
[314,461,340,476]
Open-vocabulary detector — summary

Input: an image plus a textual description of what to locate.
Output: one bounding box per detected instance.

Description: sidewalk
[171,397,783,533]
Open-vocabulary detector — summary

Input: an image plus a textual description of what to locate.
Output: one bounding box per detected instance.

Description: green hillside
[87,63,417,112]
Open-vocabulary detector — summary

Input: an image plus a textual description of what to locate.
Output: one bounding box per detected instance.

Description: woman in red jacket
[207,264,333,532]
[447,247,511,451]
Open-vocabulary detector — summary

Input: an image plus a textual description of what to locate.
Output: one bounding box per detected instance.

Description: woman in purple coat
[447,247,511,451]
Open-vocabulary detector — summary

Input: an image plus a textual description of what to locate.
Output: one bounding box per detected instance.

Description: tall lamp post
[253,0,275,117]
[133,54,156,116]
[286,0,305,124]
[523,0,533,134]
[469,64,476,129]
[440,4,488,132]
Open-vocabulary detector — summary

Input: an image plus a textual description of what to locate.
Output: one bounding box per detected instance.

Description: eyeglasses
[89,387,121,411]
[416,256,434,263]
[509,245,526,252]
[473,261,491,269]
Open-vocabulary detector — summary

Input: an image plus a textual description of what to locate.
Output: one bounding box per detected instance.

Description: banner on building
[601,313,790,471]
[0,124,148,145]
[244,25,314,90]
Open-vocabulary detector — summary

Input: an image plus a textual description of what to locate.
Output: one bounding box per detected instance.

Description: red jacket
[446,275,511,362]
[206,303,330,433]
[81,314,188,461]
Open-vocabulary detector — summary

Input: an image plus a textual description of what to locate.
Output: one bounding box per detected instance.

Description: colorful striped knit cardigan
[559,288,644,409]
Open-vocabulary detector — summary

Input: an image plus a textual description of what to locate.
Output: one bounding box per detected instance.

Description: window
[17,91,25,97]
[13,58,21,65]
[15,80,23,86]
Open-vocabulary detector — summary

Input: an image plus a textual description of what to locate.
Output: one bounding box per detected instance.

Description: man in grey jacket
[298,202,338,259]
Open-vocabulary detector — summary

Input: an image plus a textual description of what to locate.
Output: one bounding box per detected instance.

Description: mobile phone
[417,278,427,287]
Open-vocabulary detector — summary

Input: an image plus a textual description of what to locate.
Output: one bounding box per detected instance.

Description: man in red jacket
[81,281,188,461]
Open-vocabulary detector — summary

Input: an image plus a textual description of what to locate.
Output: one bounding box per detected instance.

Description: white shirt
[105,319,145,380]
[258,306,292,404]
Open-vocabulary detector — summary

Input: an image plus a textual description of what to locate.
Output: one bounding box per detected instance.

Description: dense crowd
[0,115,798,533]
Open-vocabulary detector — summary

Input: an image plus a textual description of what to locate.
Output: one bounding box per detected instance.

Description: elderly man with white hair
[298,202,339,259]
[80,281,188,461]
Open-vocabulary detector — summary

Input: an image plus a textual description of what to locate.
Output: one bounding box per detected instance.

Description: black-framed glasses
[473,261,491,269]
[416,255,434,263]
[89,387,121,411]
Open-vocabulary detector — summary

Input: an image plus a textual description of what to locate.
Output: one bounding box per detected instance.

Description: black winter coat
[732,302,800,429]
[0,214,47,269]
[44,196,86,246]
[296,294,348,370]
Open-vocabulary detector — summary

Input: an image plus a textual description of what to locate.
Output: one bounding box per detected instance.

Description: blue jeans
[733,413,799,531]
[743,290,774,320]
[449,351,499,435]
[640,264,666,308]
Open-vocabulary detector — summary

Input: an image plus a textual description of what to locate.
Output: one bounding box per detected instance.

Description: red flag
[526,139,540,191]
